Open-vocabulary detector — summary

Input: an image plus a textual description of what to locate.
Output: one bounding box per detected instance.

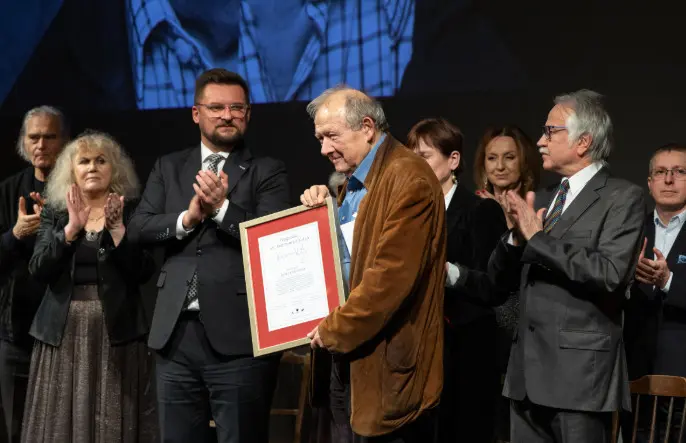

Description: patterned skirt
[21,285,158,443]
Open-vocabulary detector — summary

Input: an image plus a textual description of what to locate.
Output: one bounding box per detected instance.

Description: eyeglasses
[651,168,686,181]
[542,125,567,141]
[195,103,250,118]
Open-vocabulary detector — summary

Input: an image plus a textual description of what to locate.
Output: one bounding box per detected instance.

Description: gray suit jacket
[489,167,645,412]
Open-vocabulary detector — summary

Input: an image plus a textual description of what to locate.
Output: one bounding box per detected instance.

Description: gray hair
[554,89,613,163]
[306,85,389,132]
[45,131,139,212]
[15,105,69,162]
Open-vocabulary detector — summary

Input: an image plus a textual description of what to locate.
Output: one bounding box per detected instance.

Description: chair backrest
[613,375,686,443]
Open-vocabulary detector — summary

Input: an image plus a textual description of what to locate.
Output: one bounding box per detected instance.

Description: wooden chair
[270,350,311,443]
[209,350,311,443]
[612,375,686,443]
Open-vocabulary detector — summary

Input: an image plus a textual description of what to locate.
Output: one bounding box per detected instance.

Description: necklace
[85,230,100,242]
[88,214,104,222]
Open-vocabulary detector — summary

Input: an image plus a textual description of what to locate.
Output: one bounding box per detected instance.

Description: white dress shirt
[443,183,464,288]
[653,208,686,292]
[508,162,603,245]
[176,143,230,240]
[546,161,603,216]
[175,144,230,310]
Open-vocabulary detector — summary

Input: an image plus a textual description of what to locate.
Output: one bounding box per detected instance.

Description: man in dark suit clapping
[128,69,291,443]
[624,144,686,441]
[489,90,645,443]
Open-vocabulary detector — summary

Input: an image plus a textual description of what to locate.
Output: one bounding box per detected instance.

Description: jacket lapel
[223,145,252,196]
[639,213,656,295]
[180,146,202,203]
[446,185,468,236]
[664,214,686,266]
[547,168,609,239]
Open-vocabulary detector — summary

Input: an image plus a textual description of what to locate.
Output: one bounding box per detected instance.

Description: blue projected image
[0,0,415,109]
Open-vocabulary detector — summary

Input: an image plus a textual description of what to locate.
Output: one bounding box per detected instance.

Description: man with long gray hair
[0,106,68,442]
[301,86,446,442]
[488,90,645,442]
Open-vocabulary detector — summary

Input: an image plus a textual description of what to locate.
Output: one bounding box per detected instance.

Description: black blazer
[127,144,290,355]
[489,168,645,412]
[444,185,508,326]
[28,202,153,347]
[0,167,46,345]
[625,211,686,379]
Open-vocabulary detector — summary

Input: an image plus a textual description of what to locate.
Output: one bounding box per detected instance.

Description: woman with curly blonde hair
[22,132,158,443]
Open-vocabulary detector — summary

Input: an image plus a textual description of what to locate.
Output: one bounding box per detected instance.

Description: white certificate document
[258,221,330,331]
[340,220,355,254]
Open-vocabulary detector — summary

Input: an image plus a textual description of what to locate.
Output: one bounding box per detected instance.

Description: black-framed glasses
[542,125,567,141]
[196,103,250,118]
[651,167,686,181]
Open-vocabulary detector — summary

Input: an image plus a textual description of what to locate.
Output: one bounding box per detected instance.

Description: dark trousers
[155,313,280,443]
[352,410,438,443]
[439,317,500,443]
[0,340,30,443]
[329,359,353,443]
[510,398,612,443]
[328,359,437,443]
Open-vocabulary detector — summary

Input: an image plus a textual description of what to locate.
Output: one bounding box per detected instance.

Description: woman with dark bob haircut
[408,118,515,442]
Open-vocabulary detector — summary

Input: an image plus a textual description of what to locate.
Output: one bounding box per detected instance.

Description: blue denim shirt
[338,134,386,285]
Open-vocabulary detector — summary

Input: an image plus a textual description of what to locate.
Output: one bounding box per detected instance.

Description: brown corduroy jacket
[318,135,446,437]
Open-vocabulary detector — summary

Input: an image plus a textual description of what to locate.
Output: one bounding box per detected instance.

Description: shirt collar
[348,133,387,190]
[564,161,603,196]
[654,207,686,229]
[129,0,221,102]
[200,143,230,162]
[444,182,458,208]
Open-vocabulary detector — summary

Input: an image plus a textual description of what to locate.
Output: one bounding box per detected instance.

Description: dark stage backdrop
[0,88,682,202]
[1,2,685,441]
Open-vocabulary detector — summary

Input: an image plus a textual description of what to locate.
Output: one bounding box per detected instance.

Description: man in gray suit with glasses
[488,90,645,443]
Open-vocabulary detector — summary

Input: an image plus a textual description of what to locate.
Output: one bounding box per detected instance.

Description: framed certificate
[239,197,346,356]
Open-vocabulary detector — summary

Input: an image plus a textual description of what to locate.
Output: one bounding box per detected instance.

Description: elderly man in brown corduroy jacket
[300,86,446,443]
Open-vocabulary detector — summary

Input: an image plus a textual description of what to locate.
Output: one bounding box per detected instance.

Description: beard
[205,124,244,148]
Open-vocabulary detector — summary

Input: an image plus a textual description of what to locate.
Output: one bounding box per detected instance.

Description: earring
[451,171,457,183]
[483,176,488,188]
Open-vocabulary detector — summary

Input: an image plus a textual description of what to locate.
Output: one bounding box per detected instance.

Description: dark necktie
[184,153,224,309]
[543,179,570,233]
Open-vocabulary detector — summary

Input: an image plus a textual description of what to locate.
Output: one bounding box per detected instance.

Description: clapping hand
[505,191,546,242]
[64,184,91,242]
[195,170,229,217]
[635,237,671,289]
[104,193,125,231]
[105,193,126,246]
[12,196,41,240]
[29,192,46,213]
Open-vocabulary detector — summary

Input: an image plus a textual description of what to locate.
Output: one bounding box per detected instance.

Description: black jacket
[0,167,45,346]
[29,202,153,347]
[444,185,509,326]
[127,144,291,355]
[625,211,686,379]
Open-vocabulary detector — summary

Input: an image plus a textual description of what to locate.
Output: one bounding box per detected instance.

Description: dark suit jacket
[625,212,686,379]
[445,186,508,326]
[28,202,153,347]
[489,167,645,412]
[127,144,290,355]
[0,167,46,346]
